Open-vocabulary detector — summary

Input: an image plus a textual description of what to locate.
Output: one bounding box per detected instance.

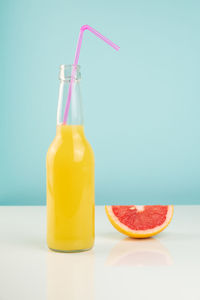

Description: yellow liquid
[46,125,95,252]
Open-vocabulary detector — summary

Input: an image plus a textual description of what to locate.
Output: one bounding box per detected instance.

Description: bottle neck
[57,65,83,125]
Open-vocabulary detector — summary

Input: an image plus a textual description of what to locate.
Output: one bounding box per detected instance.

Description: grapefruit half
[105,205,174,238]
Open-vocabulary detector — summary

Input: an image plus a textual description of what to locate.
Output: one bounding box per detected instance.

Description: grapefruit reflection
[106,237,173,266]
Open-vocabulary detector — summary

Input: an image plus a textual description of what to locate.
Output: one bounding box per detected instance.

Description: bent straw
[63,25,119,124]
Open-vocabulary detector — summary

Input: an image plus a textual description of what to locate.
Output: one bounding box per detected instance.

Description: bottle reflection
[47,250,94,300]
[106,237,173,266]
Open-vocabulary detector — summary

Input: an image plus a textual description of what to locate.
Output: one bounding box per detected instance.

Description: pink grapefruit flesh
[105,205,174,238]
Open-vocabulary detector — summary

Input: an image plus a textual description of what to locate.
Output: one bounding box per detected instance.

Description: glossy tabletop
[0,206,199,299]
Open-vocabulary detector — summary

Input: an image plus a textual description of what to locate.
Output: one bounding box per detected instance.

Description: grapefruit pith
[105,205,174,238]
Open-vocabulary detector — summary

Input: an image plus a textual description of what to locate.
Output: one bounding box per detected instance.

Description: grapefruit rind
[105,205,174,238]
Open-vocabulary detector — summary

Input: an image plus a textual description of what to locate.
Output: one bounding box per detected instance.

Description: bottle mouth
[59,64,81,81]
[60,64,81,69]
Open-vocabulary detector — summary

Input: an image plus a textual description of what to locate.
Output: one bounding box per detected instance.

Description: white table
[0,206,199,300]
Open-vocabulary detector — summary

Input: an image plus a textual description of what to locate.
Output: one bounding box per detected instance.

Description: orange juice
[46,124,95,252]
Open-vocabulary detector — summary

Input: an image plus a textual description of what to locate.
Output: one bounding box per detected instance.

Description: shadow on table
[106,237,173,266]
[97,231,122,242]
[158,231,200,241]
[47,249,95,300]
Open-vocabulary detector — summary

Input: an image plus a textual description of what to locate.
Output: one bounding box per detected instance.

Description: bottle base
[48,246,93,253]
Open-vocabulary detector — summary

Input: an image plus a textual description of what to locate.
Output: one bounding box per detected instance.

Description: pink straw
[63,25,120,124]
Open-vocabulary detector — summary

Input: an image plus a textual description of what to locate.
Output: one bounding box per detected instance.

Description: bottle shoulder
[46,131,94,165]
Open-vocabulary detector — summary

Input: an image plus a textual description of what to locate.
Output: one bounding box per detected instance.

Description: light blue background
[1,0,200,205]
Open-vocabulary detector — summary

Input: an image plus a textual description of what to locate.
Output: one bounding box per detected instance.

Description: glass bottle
[46,65,95,252]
